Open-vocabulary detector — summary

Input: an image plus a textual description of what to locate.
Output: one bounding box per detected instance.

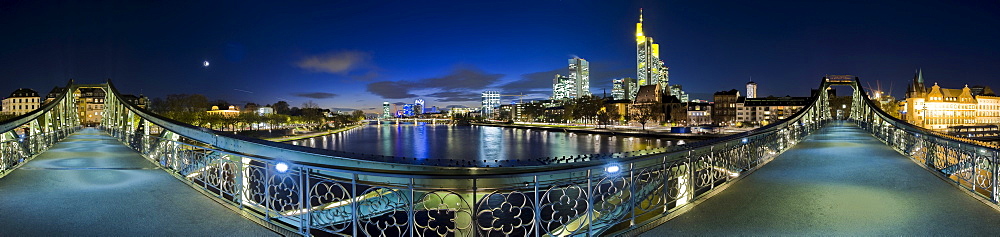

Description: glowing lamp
[605,165,621,173]
[275,162,289,173]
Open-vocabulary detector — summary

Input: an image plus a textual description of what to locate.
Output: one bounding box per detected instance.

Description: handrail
[104,77,832,236]
[0,80,75,133]
[105,79,830,177]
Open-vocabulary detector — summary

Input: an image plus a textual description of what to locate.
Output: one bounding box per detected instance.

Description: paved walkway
[643,121,1000,236]
[0,128,275,236]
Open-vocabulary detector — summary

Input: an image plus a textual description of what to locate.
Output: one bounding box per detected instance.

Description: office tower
[569,57,590,98]
[481,91,500,117]
[382,102,390,119]
[636,9,669,90]
[612,77,637,100]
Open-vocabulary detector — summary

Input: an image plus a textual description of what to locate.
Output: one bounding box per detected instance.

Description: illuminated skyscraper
[552,74,573,100]
[481,91,500,117]
[636,9,669,90]
[382,102,390,119]
[746,78,758,98]
[612,77,637,100]
[414,99,425,114]
[552,58,590,100]
[569,58,590,98]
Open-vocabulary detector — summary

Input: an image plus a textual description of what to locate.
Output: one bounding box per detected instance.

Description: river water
[290,124,674,161]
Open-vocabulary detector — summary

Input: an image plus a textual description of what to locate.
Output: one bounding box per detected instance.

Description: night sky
[1,0,998,113]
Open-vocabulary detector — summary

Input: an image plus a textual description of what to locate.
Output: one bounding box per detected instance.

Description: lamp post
[922,104,928,129]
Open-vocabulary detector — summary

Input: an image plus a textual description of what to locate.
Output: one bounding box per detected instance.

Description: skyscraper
[414,99,425,114]
[612,77,637,100]
[552,58,590,100]
[669,84,689,102]
[382,102,390,119]
[746,78,758,98]
[569,57,590,98]
[636,9,669,90]
[552,74,573,100]
[481,91,500,117]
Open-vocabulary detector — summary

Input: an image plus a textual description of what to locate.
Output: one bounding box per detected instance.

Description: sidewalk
[0,128,276,235]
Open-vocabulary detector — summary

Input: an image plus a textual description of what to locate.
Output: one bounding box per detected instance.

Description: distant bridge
[0,76,997,235]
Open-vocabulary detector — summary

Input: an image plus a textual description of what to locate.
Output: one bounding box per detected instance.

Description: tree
[244,103,260,113]
[149,98,167,113]
[165,94,209,112]
[632,104,662,131]
[351,110,366,121]
[302,100,319,109]
[273,101,291,115]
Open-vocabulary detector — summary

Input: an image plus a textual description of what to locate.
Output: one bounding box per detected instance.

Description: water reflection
[297,124,669,161]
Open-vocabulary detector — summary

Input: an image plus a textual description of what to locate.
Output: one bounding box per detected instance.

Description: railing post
[662,155,669,213]
[352,174,359,236]
[533,175,540,237]
[471,178,478,237]
[994,150,999,203]
[408,178,415,237]
[299,166,310,235]
[586,169,593,237]
[629,162,636,226]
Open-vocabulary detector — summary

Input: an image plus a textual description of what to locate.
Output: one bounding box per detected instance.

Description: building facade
[552,74,574,100]
[904,69,1000,130]
[740,96,810,126]
[76,87,107,125]
[746,80,757,98]
[568,58,590,98]
[2,88,40,116]
[414,99,425,115]
[481,91,500,117]
[612,77,637,100]
[712,89,741,126]
[669,84,689,102]
[552,58,590,100]
[382,102,391,118]
[687,102,712,125]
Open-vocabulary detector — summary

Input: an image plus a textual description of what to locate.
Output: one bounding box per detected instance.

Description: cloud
[446,105,469,108]
[499,68,562,92]
[393,102,407,106]
[425,91,482,102]
[366,81,419,99]
[294,92,338,99]
[330,107,358,111]
[365,66,504,99]
[296,51,378,80]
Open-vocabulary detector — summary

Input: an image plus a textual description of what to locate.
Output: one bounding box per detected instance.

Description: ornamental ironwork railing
[0,80,81,179]
[852,78,1000,206]
[102,77,836,236]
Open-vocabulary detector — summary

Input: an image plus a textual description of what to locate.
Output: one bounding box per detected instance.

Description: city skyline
[1,1,998,113]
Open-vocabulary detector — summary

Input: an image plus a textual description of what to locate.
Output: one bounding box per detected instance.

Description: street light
[922,104,928,129]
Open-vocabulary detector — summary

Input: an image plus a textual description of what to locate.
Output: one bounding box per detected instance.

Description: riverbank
[265,124,365,142]
[472,122,728,140]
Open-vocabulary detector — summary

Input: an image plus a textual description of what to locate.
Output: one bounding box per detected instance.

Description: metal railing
[0,127,81,178]
[852,77,1000,205]
[0,80,81,179]
[102,78,833,236]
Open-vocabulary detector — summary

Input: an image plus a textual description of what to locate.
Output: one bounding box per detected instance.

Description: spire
[917,68,924,84]
[635,8,645,42]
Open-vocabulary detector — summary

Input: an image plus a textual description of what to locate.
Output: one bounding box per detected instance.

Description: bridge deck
[0,128,275,235]
[644,121,1000,235]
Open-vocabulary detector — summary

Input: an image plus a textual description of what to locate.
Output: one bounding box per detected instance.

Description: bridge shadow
[643,121,1000,235]
[0,128,276,235]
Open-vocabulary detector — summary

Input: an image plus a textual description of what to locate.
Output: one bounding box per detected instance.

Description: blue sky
[1,0,998,113]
